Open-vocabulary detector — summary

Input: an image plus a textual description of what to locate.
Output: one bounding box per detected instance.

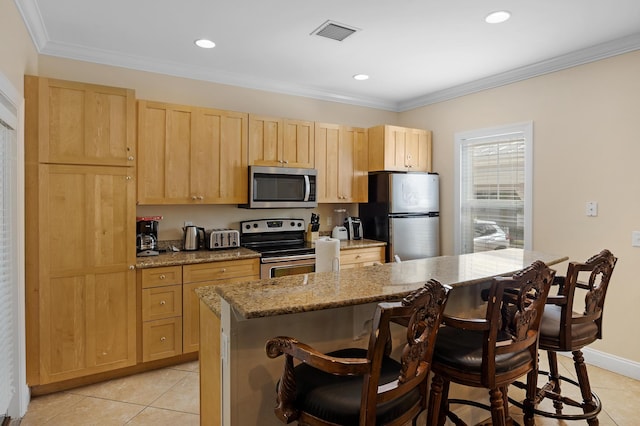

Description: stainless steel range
[240,219,315,279]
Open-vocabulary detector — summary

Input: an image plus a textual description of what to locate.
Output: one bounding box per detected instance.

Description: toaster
[206,229,240,250]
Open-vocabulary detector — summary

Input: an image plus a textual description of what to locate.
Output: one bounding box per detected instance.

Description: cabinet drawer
[340,247,385,266]
[142,317,183,362]
[141,266,182,288]
[142,285,182,321]
[183,258,260,283]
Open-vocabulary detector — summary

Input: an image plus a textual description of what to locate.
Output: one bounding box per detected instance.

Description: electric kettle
[183,225,205,251]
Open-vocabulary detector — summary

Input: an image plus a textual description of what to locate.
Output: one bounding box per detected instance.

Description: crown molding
[398,32,640,112]
[14,0,48,50]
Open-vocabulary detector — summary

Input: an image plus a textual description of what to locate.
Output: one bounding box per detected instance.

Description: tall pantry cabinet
[25,76,137,386]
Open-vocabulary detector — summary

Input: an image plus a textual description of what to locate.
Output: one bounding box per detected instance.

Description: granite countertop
[196,248,568,319]
[136,238,385,269]
[135,247,261,269]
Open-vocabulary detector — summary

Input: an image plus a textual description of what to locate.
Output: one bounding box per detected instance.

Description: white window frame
[0,71,28,419]
[453,121,533,255]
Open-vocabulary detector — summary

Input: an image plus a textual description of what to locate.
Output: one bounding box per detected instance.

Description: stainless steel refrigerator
[359,172,439,262]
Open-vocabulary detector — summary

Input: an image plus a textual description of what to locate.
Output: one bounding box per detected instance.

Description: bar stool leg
[547,350,564,412]
[489,387,508,426]
[572,350,599,426]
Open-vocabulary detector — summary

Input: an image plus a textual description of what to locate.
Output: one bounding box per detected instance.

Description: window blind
[459,132,526,254]
[0,117,15,415]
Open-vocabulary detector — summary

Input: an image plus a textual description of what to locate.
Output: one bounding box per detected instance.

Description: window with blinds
[455,122,532,254]
[0,116,15,416]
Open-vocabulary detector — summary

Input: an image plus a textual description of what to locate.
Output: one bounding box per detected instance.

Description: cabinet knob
[160,336,166,342]
[192,195,198,200]
[128,156,134,161]
[160,300,166,305]
[126,176,132,180]
[159,274,166,280]
[198,195,204,200]
[128,265,135,270]
[220,268,227,273]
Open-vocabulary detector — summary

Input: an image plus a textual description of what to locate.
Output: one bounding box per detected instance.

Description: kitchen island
[196,248,568,426]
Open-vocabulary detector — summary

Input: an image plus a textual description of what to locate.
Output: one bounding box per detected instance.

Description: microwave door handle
[303,175,310,201]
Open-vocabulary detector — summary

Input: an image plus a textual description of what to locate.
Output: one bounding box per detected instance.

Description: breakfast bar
[196,249,568,426]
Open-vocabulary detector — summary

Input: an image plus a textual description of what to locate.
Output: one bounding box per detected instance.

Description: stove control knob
[245,224,251,230]
[253,223,259,228]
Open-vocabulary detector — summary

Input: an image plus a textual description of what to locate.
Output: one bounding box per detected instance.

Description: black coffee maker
[136,217,160,256]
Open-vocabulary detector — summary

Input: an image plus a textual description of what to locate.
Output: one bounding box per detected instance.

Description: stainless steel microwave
[241,166,318,209]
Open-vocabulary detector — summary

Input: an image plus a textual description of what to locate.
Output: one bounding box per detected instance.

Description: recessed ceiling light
[485,10,511,24]
[353,74,369,81]
[195,39,216,49]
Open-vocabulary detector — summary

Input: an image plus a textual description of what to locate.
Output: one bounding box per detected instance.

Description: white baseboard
[560,348,640,381]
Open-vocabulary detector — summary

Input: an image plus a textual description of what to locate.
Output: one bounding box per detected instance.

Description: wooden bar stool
[510,249,617,425]
[426,261,555,426]
[265,279,449,425]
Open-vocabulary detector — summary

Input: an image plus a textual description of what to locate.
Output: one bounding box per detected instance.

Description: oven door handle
[261,254,316,263]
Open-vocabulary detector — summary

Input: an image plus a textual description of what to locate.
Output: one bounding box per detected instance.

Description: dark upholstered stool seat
[538,305,599,347]
[290,348,420,425]
[432,327,533,376]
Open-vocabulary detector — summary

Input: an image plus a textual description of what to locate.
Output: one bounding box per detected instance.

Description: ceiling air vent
[311,20,359,42]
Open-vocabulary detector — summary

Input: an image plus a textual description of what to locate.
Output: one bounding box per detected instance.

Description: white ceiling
[15,0,640,111]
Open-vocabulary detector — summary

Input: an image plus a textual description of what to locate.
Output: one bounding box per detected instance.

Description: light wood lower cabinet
[182,259,260,354]
[340,246,385,269]
[35,164,137,385]
[140,267,183,362]
[139,258,260,359]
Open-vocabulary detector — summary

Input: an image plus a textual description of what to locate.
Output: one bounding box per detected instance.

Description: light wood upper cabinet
[315,122,368,203]
[368,125,432,172]
[137,101,248,204]
[37,164,137,384]
[25,76,136,166]
[249,115,315,168]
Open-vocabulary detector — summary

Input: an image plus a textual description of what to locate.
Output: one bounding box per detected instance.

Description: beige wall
[0,0,37,92]
[401,51,640,362]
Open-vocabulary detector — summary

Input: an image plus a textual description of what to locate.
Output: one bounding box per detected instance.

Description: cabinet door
[283,119,315,168]
[341,126,368,202]
[248,114,283,167]
[249,115,315,168]
[405,128,432,172]
[368,125,432,172]
[315,123,367,203]
[27,76,135,166]
[137,101,194,204]
[38,164,136,384]
[192,108,248,203]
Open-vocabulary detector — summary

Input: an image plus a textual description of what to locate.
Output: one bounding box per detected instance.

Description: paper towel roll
[315,237,340,272]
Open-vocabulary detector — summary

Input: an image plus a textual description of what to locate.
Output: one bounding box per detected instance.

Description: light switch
[586,201,598,217]
[632,231,640,247]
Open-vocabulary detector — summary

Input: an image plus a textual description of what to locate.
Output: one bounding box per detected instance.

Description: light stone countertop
[196,248,568,319]
[135,238,385,269]
[135,247,261,269]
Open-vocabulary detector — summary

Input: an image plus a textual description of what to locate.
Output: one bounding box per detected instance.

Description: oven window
[271,264,315,278]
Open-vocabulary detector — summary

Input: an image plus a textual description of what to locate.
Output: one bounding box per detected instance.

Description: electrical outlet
[586,201,598,217]
[327,216,332,226]
[632,231,640,247]
[184,221,193,226]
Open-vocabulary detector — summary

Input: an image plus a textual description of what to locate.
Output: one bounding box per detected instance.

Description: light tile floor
[18,361,200,425]
[15,355,640,425]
